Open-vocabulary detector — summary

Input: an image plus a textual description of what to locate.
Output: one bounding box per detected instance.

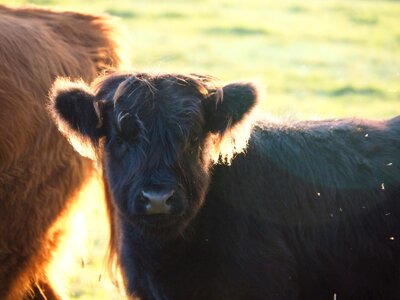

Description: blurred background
[1,0,399,299]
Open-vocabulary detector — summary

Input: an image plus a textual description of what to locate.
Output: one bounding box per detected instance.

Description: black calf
[49,72,400,300]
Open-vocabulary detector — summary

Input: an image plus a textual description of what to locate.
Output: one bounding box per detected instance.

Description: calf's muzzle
[140,189,175,215]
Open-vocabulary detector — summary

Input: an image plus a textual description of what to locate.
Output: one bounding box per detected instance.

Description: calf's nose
[141,190,175,215]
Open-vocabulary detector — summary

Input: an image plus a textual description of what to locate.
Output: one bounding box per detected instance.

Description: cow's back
[208,117,400,299]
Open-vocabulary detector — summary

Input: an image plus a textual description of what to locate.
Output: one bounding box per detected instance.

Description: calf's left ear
[204,82,258,134]
[48,79,103,158]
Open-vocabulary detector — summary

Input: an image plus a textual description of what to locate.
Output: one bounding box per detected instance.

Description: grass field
[0,0,399,299]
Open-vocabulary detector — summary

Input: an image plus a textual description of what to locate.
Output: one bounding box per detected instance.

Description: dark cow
[0,5,120,300]
[49,71,400,300]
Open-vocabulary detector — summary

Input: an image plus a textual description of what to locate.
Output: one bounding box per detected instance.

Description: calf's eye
[115,136,124,145]
[190,137,199,146]
[107,136,128,159]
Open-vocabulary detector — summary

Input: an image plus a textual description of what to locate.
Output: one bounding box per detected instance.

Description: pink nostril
[165,190,175,206]
[139,192,150,205]
[141,190,175,215]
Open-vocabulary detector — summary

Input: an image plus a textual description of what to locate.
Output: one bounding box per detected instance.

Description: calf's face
[49,73,257,236]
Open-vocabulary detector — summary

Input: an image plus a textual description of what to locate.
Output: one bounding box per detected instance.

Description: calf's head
[49,72,257,236]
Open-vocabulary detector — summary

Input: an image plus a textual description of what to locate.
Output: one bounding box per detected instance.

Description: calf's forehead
[104,75,206,140]
[116,77,204,110]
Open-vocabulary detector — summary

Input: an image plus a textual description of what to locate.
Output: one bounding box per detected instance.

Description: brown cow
[0,5,120,300]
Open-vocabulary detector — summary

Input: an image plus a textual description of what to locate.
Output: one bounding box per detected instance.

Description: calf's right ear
[48,79,103,158]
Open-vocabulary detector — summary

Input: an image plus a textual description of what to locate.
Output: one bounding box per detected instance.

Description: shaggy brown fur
[0,5,120,299]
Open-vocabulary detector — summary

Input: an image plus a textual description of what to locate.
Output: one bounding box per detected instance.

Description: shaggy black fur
[50,72,400,300]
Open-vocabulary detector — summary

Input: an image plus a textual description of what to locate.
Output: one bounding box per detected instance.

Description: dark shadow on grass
[158,12,185,19]
[105,8,136,19]
[288,5,307,13]
[205,26,268,36]
[319,86,385,98]
[348,15,379,25]
[29,0,54,4]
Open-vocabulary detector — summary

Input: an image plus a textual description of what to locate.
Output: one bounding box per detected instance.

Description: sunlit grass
[1,0,399,298]
[46,177,124,300]
[3,0,399,120]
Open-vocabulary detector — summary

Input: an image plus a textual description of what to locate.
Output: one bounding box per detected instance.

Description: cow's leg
[29,280,61,300]
[0,252,62,300]
[0,251,32,300]
[0,223,64,300]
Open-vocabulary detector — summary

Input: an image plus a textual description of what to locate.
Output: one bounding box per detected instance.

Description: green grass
[1,0,399,299]
[3,0,399,120]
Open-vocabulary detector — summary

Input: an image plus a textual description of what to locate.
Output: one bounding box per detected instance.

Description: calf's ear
[48,78,103,159]
[204,82,258,134]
